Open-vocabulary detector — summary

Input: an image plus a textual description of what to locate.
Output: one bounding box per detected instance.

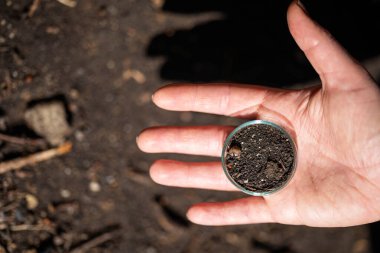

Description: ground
[1,0,380,252]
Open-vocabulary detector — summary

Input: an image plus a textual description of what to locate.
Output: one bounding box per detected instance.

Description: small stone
[69,88,80,99]
[64,167,72,176]
[89,181,101,192]
[75,130,85,142]
[122,69,146,84]
[25,194,39,210]
[46,26,60,34]
[8,31,16,39]
[53,236,64,246]
[61,189,71,198]
[228,145,241,157]
[57,0,77,7]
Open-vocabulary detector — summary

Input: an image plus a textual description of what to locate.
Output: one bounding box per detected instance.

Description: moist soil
[225,124,295,193]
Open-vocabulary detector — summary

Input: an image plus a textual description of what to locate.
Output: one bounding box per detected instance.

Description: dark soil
[225,124,295,193]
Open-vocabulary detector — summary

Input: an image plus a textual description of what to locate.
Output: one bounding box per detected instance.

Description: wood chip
[122,69,146,84]
[25,194,39,210]
[28,0,41,17]
[69,231,119,253]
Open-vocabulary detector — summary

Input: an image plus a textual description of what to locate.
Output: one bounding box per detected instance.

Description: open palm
[137,2,380,227]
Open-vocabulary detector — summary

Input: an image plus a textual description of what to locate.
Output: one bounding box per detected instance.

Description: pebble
[46,26,60,35]
[64,167,72,176]
[69,88,80,99]
[89,181,101,192]
[60,189,71,198]
[25,194,39,210]
[75,130,85,142]
[228,145,241,157]
[122,69,146,84]
[53,236,64,246]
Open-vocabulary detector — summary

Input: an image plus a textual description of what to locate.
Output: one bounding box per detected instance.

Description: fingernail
[297,0,309,14]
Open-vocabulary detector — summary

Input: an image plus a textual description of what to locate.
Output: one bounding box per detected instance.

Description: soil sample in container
[222,121,296,195]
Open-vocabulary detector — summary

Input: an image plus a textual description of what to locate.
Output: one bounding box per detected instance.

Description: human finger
[150,160,237,191]
[137,126,233,157]
[187,197,276,225]
[152,83,301,120]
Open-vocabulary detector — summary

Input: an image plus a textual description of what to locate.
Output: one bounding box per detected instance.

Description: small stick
[0,142,72,174]
[0,133,46,146]
[28,0,41,17]
[0,202,19,212]
[0,223,54,232]
[69,231,118,253]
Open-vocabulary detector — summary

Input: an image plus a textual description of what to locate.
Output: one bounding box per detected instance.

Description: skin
[137,1,380,227]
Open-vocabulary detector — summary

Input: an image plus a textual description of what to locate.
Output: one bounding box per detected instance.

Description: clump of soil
[25,100,71,146]
[224,123,295,194]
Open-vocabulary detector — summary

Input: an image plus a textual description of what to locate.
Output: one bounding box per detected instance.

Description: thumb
[287,1,371,91]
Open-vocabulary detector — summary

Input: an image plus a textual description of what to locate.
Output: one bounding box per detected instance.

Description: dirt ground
[1,0,380,252]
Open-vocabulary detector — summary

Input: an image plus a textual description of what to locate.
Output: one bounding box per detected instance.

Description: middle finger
[137,126,233,157]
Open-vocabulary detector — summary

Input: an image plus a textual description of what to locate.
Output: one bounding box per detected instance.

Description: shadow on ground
[370,222,380,253]
[147,0,380,86]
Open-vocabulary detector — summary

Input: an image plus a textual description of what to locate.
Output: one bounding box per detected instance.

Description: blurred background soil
[0,0,380,252]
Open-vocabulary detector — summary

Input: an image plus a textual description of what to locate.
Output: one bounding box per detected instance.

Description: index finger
[152,83,300,119]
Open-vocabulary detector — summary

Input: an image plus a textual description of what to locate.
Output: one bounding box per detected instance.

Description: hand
[137,1,380,227]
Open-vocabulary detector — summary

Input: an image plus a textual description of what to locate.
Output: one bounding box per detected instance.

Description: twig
[0,133,46,147]
[69,231,118,253]
[0,223,54,232]
[28,0,41,17]
[0,142,72,174]
[0,202,19,212]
